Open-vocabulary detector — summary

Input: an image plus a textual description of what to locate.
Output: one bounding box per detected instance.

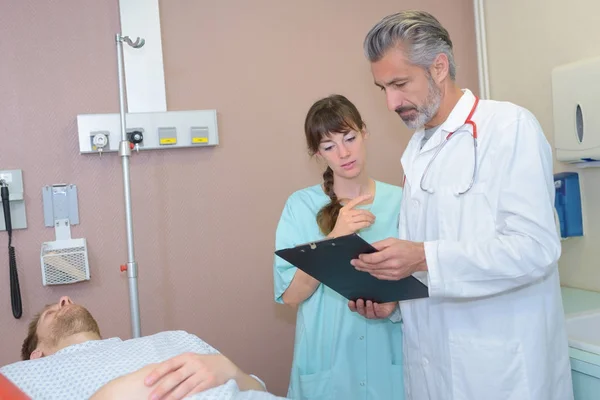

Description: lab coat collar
[440,89,477,133]
[418,89,476,154]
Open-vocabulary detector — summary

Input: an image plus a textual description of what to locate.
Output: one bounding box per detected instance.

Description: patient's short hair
[21,303,101,360]
[21,307,47,360]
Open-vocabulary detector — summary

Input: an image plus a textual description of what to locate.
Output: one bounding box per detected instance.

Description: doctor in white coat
[349,10,574,400]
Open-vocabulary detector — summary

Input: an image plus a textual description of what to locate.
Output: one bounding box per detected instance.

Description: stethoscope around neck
[419,96,480,196]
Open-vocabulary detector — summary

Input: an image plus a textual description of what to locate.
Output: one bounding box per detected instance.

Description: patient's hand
[348,299,397,319]
[144,352,263,399]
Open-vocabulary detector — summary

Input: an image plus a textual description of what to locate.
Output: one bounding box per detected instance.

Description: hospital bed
[0,330,287,400]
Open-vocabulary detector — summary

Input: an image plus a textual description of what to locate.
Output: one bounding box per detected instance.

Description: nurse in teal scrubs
[273,94,405,399]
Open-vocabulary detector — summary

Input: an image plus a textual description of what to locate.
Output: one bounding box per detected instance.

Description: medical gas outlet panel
[77,110,219,154]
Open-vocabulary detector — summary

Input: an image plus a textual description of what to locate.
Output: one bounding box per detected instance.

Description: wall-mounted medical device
[0,169,24,319]
[77,109,219,154]
[0,170,27,231]
[40,184,90,286]
[554,172,583,238]
[552,56,600,164]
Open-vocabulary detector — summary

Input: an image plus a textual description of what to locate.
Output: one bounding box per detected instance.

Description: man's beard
[47,305,100,346]
[395,73,442,130]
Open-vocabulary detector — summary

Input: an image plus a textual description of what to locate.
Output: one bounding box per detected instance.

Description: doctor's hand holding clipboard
[332,200,413,321]
[349,238,427,319]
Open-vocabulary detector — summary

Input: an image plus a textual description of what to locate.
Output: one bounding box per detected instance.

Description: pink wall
[0,0,478,395]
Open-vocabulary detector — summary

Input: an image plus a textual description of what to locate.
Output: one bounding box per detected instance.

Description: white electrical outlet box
[77,110,219,154]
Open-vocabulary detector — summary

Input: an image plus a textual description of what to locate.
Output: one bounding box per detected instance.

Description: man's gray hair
[364,10,456,80]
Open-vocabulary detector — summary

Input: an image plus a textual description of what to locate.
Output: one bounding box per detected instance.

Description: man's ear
[29,349,44,360]
[430,53,450,84]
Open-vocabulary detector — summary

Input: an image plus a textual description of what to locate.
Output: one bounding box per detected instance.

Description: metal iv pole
[115,33,145,338]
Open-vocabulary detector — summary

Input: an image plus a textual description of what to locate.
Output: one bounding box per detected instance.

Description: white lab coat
[397,89,574,400]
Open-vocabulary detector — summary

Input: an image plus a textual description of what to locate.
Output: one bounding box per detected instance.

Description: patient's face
[36,296,100,348]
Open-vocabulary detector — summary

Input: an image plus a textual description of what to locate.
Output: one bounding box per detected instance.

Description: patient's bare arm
[144,353,265,399]
[91,363,158,400]
[91,353,265,400]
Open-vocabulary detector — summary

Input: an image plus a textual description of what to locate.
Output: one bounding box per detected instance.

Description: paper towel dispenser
[551,56,600,164]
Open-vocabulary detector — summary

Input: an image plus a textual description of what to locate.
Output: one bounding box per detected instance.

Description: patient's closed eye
[42,309,56,321]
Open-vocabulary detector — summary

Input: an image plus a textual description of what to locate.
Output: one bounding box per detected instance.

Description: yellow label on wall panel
[192,137,208,143]
[160,138,177,145]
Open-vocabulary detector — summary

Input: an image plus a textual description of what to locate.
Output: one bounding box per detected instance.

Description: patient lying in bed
[0,296,286,400]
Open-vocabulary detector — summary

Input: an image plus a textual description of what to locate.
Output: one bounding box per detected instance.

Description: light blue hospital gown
[274,181,406,400]
[0,330,287,400]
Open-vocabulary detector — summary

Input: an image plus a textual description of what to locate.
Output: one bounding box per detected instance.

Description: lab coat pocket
[298,370,335,400]
[449,334,529,400]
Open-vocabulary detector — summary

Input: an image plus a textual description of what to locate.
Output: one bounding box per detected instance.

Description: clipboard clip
[296,237,339,252]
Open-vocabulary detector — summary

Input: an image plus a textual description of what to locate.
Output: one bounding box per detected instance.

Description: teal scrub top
[273,181,405,400]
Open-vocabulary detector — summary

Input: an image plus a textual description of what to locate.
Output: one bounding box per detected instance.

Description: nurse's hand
[351,238,427,280]
[330,194,375,238]
[348,299,397,319]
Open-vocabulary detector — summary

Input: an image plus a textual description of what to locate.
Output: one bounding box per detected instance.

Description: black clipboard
[275,233,429,303]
